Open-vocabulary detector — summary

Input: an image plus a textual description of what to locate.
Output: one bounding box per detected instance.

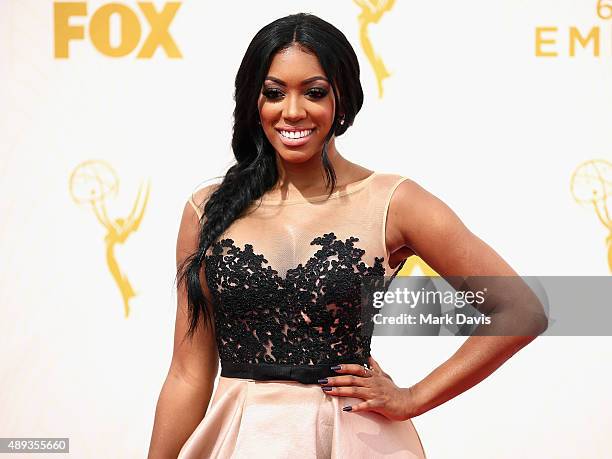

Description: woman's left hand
[320,355,420,421]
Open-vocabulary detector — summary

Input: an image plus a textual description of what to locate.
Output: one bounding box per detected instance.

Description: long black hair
[176,12,364,340]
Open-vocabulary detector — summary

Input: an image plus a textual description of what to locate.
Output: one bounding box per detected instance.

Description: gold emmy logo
[535,1,612,57]
[354,0,396,98]
[69,160,151,317]
[570,159,611,272]
[54,1,182,58]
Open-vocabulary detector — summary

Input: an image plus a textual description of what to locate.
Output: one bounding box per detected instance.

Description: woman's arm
[147,199,219,458]
[386,179,548,418]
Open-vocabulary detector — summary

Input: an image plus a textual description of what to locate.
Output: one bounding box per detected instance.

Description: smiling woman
[147,10,544,459]
[147,12,429,459]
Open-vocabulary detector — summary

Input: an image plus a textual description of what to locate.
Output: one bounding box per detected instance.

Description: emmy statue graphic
[354,0,396,98]
[69,160,151,317]
[570,159,611,273]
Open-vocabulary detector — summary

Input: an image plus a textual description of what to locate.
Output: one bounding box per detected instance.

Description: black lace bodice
[204,232,392,366]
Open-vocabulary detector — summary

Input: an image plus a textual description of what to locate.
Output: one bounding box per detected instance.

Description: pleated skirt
[177,376,427,459]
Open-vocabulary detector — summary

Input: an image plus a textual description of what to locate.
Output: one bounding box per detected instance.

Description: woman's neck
[270,149,367,199]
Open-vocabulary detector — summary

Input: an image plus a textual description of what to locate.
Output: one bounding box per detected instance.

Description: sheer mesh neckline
[258,172,377,206]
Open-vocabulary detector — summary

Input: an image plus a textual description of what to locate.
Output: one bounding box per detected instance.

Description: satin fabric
[177,376,426,459]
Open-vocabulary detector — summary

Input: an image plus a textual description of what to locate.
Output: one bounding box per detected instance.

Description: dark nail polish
[343,406,352,411]
[318,378,328,384]
[330,365,341,371]
[322,386,332,391]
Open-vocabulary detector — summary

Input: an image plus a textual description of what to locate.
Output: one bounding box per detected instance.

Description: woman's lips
[275,129,315,147]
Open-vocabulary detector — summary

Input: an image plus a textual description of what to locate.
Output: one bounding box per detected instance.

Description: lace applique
[204,232,386,365]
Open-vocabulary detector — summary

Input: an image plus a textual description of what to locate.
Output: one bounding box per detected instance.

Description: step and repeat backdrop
[1,1,611,457]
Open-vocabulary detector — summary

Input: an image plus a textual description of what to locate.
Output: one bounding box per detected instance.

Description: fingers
[322,374,371,388]
[321,384,370,399]
[320,367,373,398]
[342,399,376,413]
[323,358,400,419]
[332,363,373,377]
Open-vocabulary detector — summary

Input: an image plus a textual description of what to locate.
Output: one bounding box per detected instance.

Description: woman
[148,13,546,459]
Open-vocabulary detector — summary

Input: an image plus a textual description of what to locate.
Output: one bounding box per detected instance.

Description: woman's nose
[282,94,306,120]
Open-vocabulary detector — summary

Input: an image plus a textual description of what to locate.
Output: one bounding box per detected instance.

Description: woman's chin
[275,147,319,163]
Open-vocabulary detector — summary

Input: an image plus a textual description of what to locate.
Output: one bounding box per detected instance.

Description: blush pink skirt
[177,376,427,459]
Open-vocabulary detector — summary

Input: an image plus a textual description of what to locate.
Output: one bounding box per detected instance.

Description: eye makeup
[261,87,329,100]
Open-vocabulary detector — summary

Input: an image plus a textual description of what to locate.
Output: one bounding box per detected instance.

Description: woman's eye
[307,88,328,99]
[262,88,283,100]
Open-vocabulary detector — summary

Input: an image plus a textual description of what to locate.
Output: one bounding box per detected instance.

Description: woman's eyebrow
[264,75,329,85]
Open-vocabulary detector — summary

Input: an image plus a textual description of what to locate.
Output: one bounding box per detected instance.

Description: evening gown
[178,172,427,459]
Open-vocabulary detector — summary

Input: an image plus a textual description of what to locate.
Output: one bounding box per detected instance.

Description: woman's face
[258,44,338,163]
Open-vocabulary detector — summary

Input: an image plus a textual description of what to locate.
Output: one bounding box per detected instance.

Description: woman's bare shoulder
[186,182,222,220]
[190,182,221,206]
[388,176,518,277]
[390,176,445,213]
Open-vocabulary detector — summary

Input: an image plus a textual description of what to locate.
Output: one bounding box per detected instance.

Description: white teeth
[279,129,313,139]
